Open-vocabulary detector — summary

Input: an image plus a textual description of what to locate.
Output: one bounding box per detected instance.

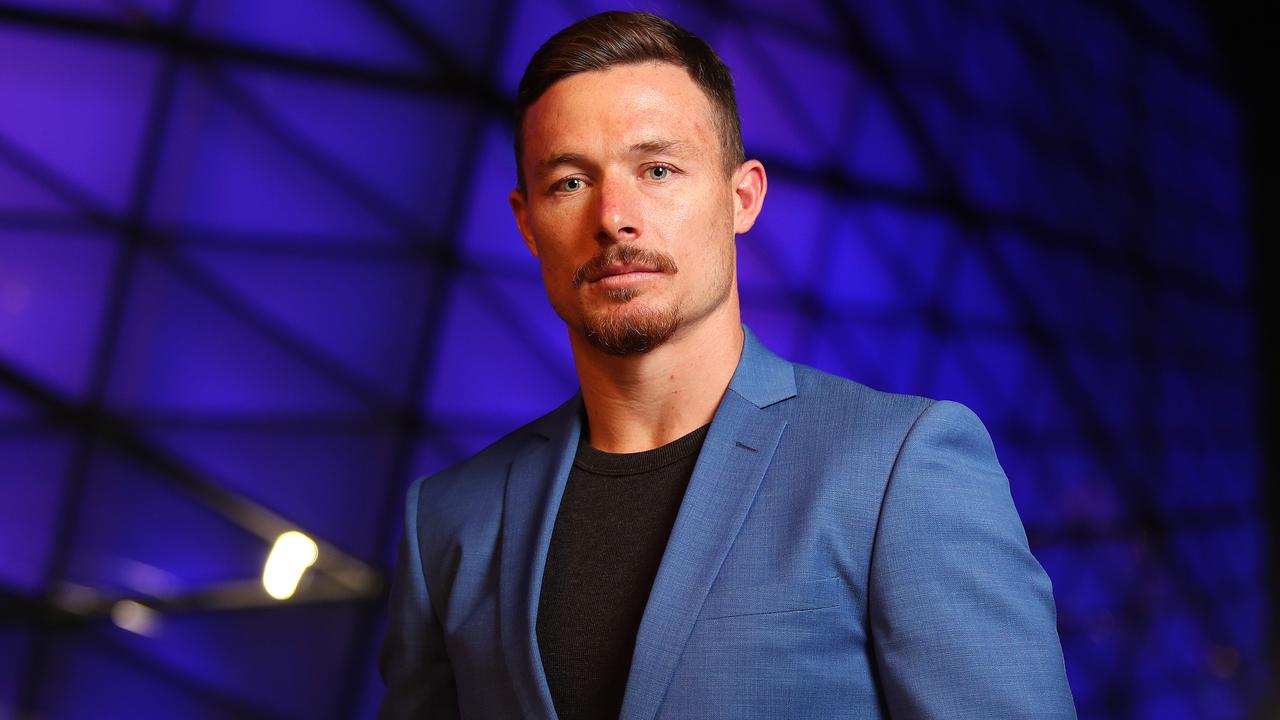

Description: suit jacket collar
[727,325,798,409]
[499,326,795,719]
[499,393,581,718]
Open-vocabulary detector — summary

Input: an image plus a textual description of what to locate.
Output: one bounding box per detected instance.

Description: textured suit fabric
[379,327,1076,719]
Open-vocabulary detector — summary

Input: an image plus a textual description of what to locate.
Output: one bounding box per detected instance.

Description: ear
[731,159,767,234]
[508,188,539,257]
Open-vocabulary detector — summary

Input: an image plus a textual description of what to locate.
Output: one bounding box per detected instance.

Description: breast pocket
[697,576,842,622]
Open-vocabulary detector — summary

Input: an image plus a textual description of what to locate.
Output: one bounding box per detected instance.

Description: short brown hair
[514,11,746,193]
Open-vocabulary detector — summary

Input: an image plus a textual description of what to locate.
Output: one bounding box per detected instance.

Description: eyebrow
[538,153,589,175]
[629,139,688,156]
[535,140,691,176]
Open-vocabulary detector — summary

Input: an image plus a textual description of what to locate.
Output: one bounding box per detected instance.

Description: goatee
[573,244,681,355]
[583,300,679,355]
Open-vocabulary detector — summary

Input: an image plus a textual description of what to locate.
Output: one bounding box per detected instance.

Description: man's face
[510,62,761,355]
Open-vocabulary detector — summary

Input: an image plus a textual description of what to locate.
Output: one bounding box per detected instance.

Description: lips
[589,262,662,283]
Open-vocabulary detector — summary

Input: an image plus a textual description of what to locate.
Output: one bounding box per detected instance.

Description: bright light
[262,531,319,600]
[111,600,159,636]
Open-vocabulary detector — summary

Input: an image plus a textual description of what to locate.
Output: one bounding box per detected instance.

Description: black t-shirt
[536,423,710,720]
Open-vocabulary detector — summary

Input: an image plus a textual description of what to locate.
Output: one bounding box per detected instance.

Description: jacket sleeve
[869,400,1076,718]
[378,476,460,719]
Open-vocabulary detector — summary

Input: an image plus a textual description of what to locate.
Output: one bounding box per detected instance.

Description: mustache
[571,245,679,288]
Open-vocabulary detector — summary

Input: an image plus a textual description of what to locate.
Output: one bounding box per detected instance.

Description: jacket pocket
[697,576,841,621]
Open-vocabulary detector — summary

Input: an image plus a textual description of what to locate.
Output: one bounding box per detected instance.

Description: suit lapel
[619,328,796,720]
[499,395,583,719]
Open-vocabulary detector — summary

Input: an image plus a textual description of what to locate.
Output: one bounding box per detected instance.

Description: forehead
[522,62,719,162]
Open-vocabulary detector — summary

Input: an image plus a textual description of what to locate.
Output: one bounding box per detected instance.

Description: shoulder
[782,362,998,465]
[786,362,936,435]
[733,327,951,452]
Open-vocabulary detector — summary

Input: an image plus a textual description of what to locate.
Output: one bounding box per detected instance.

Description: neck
[570,305,744,454]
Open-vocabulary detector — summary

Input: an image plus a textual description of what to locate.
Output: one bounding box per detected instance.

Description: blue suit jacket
[380,328,1076,718]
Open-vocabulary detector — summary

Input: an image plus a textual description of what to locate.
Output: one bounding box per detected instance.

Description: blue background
[0,0,1270,718]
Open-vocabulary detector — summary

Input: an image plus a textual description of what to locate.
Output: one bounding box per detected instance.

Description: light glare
[263,531,319,600]
[111,600,159,636]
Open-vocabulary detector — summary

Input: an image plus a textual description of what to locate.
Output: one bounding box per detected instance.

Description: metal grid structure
[0,0,1264,717]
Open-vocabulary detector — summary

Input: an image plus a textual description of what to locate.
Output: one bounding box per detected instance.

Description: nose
[595,173,641,244]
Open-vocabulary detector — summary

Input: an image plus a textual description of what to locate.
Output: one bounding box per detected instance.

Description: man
[380,11,1075,719]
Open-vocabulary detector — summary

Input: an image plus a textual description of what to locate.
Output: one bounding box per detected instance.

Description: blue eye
[560,178,584,192]
[646,166,670,180]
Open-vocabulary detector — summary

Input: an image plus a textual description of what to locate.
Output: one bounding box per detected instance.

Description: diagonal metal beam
[333,1,522,715]
[14,0,200,708]
[0,355,383,588]
[0,2,511,112]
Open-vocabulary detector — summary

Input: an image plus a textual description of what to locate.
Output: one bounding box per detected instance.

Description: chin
[579,301,681,356]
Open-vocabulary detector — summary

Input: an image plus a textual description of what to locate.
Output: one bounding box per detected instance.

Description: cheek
[668,192,734,261]
[535,246,576,289]
[656,190,718,245]
[527,225,568,267]
[531,204,594,257]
